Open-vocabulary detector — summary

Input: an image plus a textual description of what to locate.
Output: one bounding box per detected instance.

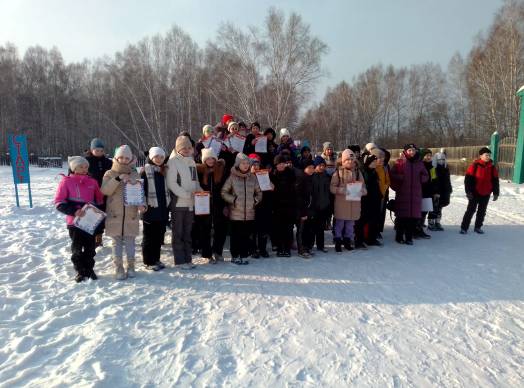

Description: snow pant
[461,195,490,231]
[194,212,228,258]
[312,208,330,250]
[296,217,315,253]
[142,221,166,265]
[273,211,294,253]
[68,227,96,274]
[254,213,271,254]
[428,197,442,220]
[354,217,365,244]
[230,220,254,258]
[172,207,194,265]
[395,217,417,242]
[334,219,354,240]
[111,236,136,260]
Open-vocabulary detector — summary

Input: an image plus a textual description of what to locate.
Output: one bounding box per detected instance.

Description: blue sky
[0,0,502,101]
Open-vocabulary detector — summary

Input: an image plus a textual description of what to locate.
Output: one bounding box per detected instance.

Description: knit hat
[68,156,89,172]
[201,148,217,164]
[235,152,251,167]
[363,154,377,167]
[301,146,311,154]
[434,152,447,167]
[478,147,491,156]
[202,124,214,137]
[175,135,192,152]
[248,153,261,164]
[365,142,378,152]
[370,148,385,159]
[302,159,314,169]
[348,144,361,154]
[313,155,326,167]
[90,138,104,150]
[403,143,417,151]
[228,121,239,133]
[274,154,289,166]
[341,149,355,163]
[222,114,234,125]
[280,128,291,139]
[115,145,133,160]
[148,147,165,160]
[323,142,333,151]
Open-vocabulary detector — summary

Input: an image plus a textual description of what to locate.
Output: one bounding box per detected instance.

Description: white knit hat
[68,156,89,172]
[228,121,239,133]
[148,146,165,159]
[114,145,133,160]
[201,148,217,164]
[202,124,214,136]
[365,142,378,152]
[280,128,291,139]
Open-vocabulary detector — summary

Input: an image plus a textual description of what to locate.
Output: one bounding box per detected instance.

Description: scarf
[144,163,170,208]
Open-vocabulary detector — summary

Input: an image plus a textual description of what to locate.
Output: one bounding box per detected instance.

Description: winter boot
[113,258,127,280]
[474,227,484,234]
[343,238,353,251]
[435,217,444,231]
[334,238,343,253]
[126,258,136,278]
[428,219,438,231]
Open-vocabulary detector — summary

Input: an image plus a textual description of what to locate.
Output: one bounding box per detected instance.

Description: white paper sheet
[346,182,363,201]
[194,192,211,215]
[254,136,267,153]
[229,134,246,153]
[73,204,106,235]
[421,197,434,212]
[255,170,272,191]
[124,180,145,206]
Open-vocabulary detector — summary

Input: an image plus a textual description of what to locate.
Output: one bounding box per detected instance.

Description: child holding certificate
[54,156,104,282]
[250,154,273,258]
[221,153,262,264]
[101,145,145,280]
[330,149,367,253]
[140,147,170,271]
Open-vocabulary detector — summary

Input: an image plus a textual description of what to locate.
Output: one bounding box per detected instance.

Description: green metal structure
[513,85,524,184]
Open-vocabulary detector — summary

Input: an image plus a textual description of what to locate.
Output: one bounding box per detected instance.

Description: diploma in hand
[255,170,272,191]
[124,180,145,206]
[194,192,211,215]
[254,136,267,153]
[73,204,106,235]
[230,134,246,153]
[346,182,363,201]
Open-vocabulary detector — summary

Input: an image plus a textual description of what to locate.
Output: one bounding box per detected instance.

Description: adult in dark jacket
[417,149,438,238]
[140,147,170,270]
[244,122,261,156]
[390,144,429,245]
[311,156,332,252]
[360,154,382,246]
[271,154,297,257]
[195,148,228,262]
[460,147,499,234]
[295,160,315,258]
[428,151,452,231]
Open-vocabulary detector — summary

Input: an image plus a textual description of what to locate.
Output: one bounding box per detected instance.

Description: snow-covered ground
[0,166,523,387]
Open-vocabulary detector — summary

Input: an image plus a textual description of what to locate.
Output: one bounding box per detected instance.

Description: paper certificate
[204,137,222,157]
[194,192,211,215]
[229,134,246,153]
[254,136,267,153]
[346,182,363,201]
[73,204,106,235]
[124,180,145,206]
[255,170,272,191]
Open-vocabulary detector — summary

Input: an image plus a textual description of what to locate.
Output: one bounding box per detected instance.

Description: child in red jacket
[460,147,500,234]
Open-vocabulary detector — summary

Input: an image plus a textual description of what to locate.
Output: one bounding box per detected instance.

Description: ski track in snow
[0,168,523,387]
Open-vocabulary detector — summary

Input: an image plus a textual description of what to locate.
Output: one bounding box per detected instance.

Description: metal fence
[0,154,148,169]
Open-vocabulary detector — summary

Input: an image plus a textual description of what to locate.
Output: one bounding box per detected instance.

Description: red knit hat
[248,153,261,163]
[222,114,234,125]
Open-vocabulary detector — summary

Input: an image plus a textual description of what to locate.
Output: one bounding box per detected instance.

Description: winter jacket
[361,167,382,219]
[166,150,202,209]
[390,154,429,218]
[464,159,499,197]
[296,172,315,218]
[312,171,332,212]
[376,165,391,199]
[197,159,227,217]
[85,152,113,187]
[435,164,452,207]
[271,167,298,219]
[101,159,141,237]
[140,161,170,223]
[330,167,367,221]
[221,167,262,221]
[54,174,104,227]
[422,161,438,198]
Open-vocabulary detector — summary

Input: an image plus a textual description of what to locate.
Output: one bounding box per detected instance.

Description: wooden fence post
[513,85,524,184]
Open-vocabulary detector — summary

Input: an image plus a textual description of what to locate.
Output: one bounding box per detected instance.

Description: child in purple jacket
[54,156,104,282]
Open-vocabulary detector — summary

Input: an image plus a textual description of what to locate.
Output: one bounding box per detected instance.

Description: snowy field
[0,165,523,387]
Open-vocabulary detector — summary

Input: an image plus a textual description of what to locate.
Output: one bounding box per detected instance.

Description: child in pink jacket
[54,156,104,282]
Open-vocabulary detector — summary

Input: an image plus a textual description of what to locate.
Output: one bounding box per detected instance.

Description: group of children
[54,114,500,282]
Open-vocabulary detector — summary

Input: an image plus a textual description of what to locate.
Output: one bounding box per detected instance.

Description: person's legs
[474,195,490,230]
[461,197,479,231]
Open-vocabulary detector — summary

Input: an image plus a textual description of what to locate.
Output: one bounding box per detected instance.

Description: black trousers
[142,221,167,265]
[312,208,330,249]
[194,212,228,258]
[68,227,96,274]
[230,220,254,258]
[296,217,315,253]
[395,217,417,242]
[172,208,194,265]
[461,195,490,230]
[273,212,294,252]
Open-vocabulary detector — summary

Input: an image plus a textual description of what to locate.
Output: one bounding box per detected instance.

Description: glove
[493,194,499,201]
[466,192,474,201]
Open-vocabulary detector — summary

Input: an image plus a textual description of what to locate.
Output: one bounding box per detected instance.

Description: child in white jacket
[167,135,202,269]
